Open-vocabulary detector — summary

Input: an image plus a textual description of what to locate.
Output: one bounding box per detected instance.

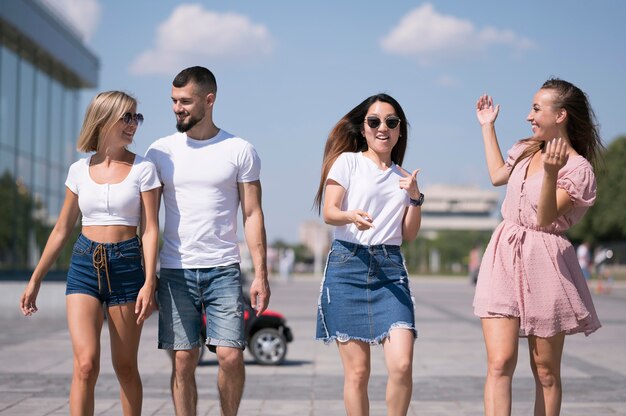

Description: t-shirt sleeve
[557,161,596,207]
[64,161,80,194]
[237,142,261,183]
[504,141,527,173]
[139,160,162,192]
[327,153,351,190]
[144,145,162,179]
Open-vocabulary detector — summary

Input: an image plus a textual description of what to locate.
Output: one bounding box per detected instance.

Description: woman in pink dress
[473,78,603,416]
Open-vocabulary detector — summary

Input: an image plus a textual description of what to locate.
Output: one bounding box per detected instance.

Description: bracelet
[409,193,424,207]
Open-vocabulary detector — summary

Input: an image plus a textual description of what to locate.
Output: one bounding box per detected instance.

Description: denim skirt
[316,239,416,344]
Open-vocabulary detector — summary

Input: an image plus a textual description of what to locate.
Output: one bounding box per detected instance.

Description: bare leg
[382,329,414,415]
[108,303,143,416]
[481,317,520,416]
[337,340,371,416]
[170,349,199,416]
[67,294,104,416]
[528,333,565,416]
[216,346,245,416]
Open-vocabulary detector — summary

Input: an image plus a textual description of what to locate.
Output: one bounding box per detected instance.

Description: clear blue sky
[45,0,626,244]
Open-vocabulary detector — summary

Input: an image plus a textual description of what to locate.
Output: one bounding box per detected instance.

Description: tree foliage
[569,136,626,244]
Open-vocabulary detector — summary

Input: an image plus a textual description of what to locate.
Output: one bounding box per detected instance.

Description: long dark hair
[514,78,604,170]
[313,93,409,213]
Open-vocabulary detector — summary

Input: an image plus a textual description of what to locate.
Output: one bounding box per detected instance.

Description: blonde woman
[20,91,160,416]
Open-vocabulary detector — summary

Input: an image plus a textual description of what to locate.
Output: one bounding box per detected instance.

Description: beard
[176,113,203,133]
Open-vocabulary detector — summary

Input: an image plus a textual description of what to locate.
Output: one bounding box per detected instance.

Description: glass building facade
[0,0,98,277]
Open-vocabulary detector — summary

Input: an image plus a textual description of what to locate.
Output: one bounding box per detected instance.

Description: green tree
[569,136,626,243]
[0,171,36,267]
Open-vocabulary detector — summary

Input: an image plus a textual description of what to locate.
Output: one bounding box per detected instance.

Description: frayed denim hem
[316,322,418,346]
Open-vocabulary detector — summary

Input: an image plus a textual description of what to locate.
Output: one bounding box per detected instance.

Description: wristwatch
[409,193,425,207]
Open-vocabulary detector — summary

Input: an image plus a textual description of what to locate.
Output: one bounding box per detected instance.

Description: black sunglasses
[365,116,401,129]
[121,112,144,126]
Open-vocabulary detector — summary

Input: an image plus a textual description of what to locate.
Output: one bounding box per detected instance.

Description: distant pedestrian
[20,91,160,415]
[314,93,421,415]
[469,243,483,285]
[577,241,592,281]
[473,78,603,415]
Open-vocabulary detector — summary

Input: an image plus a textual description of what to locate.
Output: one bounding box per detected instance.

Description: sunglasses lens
[386,118,400,129]
[366,118,381,128]
[122,112,143,126]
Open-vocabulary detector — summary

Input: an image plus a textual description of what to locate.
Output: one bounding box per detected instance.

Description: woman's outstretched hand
[476,94,500,126]
[542,137,569,174]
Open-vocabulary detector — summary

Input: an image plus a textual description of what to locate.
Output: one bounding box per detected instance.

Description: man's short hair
[173,66,217,95]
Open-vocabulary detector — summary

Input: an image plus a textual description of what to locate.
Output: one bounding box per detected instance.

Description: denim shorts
[66,233,144,306]
[157,265,245,350]
[316,239,417,344]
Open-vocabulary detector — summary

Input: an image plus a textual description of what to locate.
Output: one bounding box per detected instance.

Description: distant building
[299,220,331,275]
[0,0,99,273]
[421,184,501,233]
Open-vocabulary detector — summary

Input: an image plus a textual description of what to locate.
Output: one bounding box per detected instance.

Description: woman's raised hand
[476,94,500,126]
[542,137,569,174]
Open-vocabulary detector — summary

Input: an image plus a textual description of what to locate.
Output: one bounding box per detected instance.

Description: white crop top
[65,155,161,226]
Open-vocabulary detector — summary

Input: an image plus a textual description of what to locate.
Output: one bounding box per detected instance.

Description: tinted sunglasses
[365,116,401,129]
[121,112,144,126]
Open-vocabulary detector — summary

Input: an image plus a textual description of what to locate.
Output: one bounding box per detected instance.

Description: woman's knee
[388,357,412,380]
[74,357,100,382]
[112,358,139,383]
[344,363,370,388]
[534,363,561,388]
[487,354,517,378]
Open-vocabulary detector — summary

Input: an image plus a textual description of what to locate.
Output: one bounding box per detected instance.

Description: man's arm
[238,180,270,315]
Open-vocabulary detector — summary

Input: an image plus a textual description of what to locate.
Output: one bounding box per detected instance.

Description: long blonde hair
[76,91,137,152]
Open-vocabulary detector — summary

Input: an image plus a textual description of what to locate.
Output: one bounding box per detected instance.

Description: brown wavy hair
[313,93,409,213]
[513,78,604,171]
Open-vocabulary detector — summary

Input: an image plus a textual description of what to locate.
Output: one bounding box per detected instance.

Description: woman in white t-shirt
[20,91,160,415]
[314,93,423,415]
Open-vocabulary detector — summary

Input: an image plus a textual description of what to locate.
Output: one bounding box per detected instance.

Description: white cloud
[130,5,274,75]
[380,3,534,65]
[436,75,460,88]
[40,0,101,42]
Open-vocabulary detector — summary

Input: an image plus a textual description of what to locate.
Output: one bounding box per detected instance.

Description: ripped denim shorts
[316,239,417,344]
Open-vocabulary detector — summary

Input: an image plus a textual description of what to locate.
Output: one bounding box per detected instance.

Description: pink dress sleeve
[504,141,528,173]
[557,159,596,207]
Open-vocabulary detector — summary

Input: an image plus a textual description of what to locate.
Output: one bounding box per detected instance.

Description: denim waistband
[76,233,141,250]
[333,239,401,255]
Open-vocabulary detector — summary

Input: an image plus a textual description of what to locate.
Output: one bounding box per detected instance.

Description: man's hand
[249,276,271,316]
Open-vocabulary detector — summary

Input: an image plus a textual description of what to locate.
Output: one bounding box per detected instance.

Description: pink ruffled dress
[473,141,601,337]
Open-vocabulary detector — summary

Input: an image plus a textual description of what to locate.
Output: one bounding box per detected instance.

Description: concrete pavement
[0,275,625,415]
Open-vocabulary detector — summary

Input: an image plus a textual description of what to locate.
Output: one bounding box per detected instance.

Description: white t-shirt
[327,152,410,246]
[65,154,160,226]
[145,130,261,268]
